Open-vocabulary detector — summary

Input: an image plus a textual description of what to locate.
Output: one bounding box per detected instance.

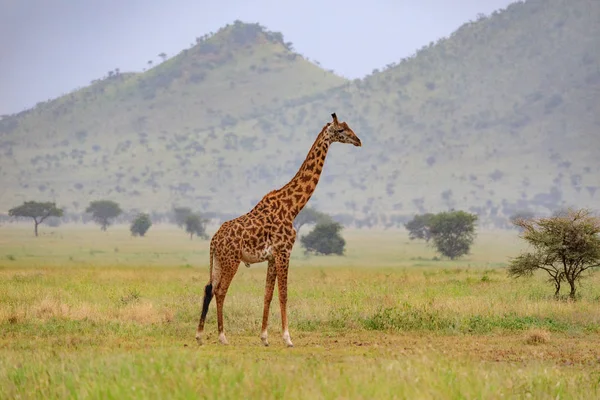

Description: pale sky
[1,0,515,115]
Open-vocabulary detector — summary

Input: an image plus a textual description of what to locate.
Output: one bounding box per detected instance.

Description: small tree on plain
[508,208,600,300]
[293,206,332,233]
[300,221,346,255]
[185,214,209,240]
[428,211,478,260]
[404,213,434,242]
[8,201,64,236]
[86,200,122,231]
[130,213,152,237]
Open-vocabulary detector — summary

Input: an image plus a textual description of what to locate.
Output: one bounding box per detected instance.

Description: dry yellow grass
[525,328,551,345]
[1,224,599,399]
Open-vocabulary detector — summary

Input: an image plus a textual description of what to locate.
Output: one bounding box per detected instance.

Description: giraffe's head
[325,113,362,147]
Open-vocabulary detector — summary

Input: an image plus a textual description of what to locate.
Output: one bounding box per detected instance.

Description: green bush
[300,221,345,256]
[130,213,152,237]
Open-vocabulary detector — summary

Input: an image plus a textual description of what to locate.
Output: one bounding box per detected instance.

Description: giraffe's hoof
[260,331,269,346]
[195,333,203,346]
[283,331,293,347]
[218,333,229,345]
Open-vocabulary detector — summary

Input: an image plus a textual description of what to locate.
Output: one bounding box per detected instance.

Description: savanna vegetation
[509,208,600,299]
[8,201,64,237]
[86,200,122,231]
[300,220,346,255]
[1,223,599,399]
[1,0,599,397]
[405,210,478,260]
[130,213,152,237]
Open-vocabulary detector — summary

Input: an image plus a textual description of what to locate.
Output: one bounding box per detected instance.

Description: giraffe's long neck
[278,129,330,220]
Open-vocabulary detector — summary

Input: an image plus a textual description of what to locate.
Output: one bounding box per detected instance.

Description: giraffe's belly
[241,244,273,264]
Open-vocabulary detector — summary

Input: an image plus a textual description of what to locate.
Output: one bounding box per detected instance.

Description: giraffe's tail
[200,243,214,321]
[200,282,213,321]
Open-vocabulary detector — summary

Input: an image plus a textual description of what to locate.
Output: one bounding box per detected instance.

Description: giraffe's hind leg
[260,259,277,346]
[214,258,240,345]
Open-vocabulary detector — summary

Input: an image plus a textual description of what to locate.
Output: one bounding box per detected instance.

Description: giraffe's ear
[331,113,339,126]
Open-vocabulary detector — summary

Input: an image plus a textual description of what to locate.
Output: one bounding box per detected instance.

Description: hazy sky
[1,0,515,115]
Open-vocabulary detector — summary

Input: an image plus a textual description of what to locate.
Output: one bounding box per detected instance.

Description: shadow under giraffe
[196,113,362,347]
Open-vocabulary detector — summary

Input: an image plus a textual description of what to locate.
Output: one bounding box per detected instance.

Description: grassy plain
[1,223,599,399]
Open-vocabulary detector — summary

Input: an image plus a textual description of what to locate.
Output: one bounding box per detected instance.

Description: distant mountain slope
[1,0,599,228]
[286,0,600,226]
[0,21,345,147]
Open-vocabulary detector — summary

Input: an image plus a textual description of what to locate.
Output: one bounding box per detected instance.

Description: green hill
[1,0,599,228]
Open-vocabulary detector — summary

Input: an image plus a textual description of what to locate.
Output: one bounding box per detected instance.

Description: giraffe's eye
[335,129,345,133]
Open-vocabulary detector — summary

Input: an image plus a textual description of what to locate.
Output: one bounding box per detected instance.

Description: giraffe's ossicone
[196,113,362,347]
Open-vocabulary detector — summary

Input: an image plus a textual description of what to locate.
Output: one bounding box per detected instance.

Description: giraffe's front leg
[260,259,277,346]
[275,251,293,348]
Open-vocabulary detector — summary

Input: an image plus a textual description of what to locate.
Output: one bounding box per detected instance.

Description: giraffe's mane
[281,122,330,185]
[246,122,331,215]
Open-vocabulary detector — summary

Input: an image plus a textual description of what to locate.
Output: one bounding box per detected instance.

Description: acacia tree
[429,211,478,260]
[130,213,152,237]
[86,200,122,231]
[300,221,346,255]
[404,213,434,242]
[509,210,535,232]
[8,201,64,236]
[508,208,600,300]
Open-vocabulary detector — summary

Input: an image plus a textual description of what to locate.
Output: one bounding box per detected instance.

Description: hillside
[1,0,599,228]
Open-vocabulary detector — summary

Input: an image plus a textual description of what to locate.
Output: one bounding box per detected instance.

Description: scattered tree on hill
[86,200,122,231]
[429,211,478,260]
[405,213,435,242]
[293,206,332,233]
[8,201,64,236]
[185,214,209,240]
[158,52,167,62]
[301,221,346,256]
[130,213,152,237]
[508,208,600,300]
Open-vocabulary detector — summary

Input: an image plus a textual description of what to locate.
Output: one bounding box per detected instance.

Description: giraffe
[195,113,361,347]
